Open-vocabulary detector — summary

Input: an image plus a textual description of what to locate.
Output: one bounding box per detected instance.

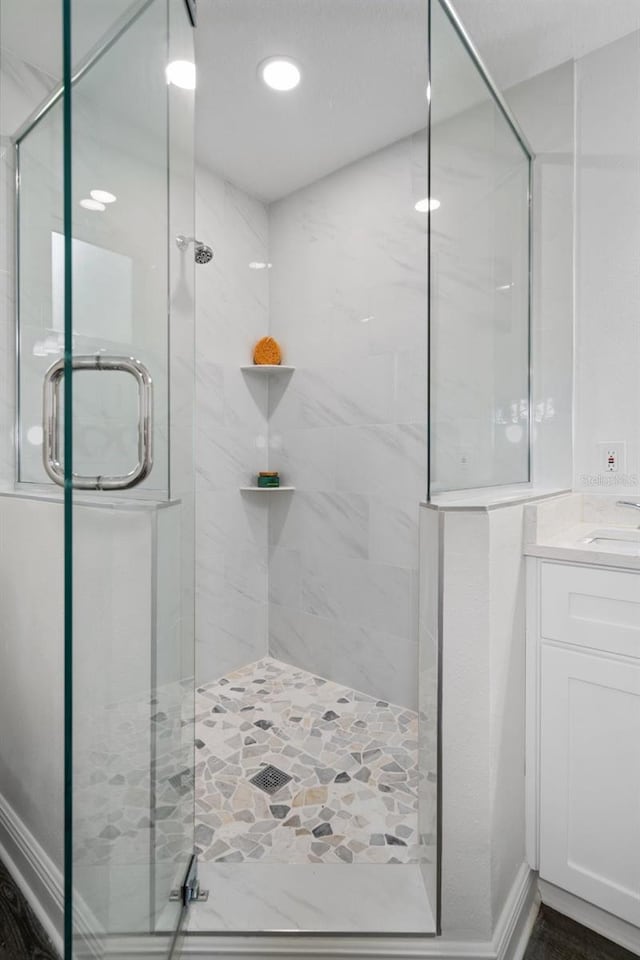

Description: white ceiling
[0,1,134,78]
[194,0,640,201]
[3,1,640,200]
[453,0,640,91]
[195,0,429,201]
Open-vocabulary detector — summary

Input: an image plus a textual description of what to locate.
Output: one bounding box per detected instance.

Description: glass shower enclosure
[2,0,532,952]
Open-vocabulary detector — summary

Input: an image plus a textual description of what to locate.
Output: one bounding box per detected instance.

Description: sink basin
[581,528,640,555]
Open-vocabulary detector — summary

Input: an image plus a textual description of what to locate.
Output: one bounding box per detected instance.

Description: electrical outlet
[598,441,626,474]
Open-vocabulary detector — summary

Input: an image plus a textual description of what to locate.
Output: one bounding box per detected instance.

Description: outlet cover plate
[598,441,626,474]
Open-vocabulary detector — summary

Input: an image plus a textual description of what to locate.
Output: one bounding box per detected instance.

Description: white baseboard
[0,801,537,960]
[539,879,640,957]
[495,864,540,960]
[0,792,64,956]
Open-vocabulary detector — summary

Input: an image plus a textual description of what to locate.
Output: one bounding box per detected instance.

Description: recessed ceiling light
[249,261,273,270]
[166,60,196,90]
[90,189,116,204]
[414,197,441,213]
[260,57,301,92]
[80,198,106,212]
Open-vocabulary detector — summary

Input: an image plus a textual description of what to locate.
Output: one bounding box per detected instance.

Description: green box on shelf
[257,476,280,488]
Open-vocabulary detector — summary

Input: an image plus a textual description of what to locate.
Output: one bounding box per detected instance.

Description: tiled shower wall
[194,164,271,681]
[266,132,429,710]
[194,132,428,709]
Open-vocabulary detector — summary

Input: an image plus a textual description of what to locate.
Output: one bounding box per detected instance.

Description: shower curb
[0,791,537,960]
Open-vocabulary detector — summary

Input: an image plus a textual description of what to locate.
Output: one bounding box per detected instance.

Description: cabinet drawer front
[540,562,640,658]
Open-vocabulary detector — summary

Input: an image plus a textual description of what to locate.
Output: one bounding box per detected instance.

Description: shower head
[194,242,213,264]
[175,234,214,265]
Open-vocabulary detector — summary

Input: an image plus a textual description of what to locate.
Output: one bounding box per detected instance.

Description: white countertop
[525,518,640,570]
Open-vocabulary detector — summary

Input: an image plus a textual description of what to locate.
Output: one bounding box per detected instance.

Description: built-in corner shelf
[240,365,295,374]
[240,360,295,495]
[240,486,296,493]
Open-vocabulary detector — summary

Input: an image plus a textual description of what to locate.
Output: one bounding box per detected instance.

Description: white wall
[194,164,270,682]
[0,139,15,484]
[0,45,55,484]
[574,28,640,495]
[266,131,428,709]
[0,497,64,869]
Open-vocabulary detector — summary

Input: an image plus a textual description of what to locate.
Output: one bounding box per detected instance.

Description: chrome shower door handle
[42,354,154,490]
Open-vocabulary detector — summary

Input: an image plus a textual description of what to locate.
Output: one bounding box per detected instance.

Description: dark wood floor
[1,857,639,960]
[524,905,638,960]
[0,858,58,960]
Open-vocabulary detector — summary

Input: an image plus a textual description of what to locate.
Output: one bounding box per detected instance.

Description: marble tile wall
[574,28,640,496]
[429,96,530,493]
[194,163,271,681]
[506,63,575,492]
[266,133,429,710]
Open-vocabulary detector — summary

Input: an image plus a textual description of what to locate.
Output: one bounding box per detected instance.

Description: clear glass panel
[63,0,196,955]
[429,0,531,494]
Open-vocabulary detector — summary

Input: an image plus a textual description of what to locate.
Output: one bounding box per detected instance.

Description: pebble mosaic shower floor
[194,657,420,865]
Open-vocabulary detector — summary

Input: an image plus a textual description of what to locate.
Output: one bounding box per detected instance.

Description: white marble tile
[269,425,336,492]
[183,862,434,933]
[266,132,428,708]
[268,546,302,608]
[268,597,418,710]
[268,605,337,677]
[269,490,370,561]
[368,496,420,569]
[194,166,271,685]
[334,423,427,501]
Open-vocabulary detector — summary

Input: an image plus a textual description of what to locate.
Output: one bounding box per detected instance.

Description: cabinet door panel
[540,645,640,925]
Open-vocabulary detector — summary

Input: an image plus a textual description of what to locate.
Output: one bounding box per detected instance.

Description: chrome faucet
[616,500,640,511]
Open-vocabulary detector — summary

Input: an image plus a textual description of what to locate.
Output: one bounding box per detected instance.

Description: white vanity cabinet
[527,559,640,927]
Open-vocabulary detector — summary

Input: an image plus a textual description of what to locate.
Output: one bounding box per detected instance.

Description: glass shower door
[62,0,196,955]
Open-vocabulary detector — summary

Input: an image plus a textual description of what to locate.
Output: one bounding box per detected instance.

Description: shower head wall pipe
[175,234,214,264]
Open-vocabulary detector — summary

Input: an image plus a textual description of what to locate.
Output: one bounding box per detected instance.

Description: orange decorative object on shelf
[253,336,282,365]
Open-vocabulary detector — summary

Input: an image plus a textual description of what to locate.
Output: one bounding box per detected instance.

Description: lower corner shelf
[240,486,296,492]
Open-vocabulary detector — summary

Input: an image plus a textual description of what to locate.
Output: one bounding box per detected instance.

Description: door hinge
[169,854,209,905]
